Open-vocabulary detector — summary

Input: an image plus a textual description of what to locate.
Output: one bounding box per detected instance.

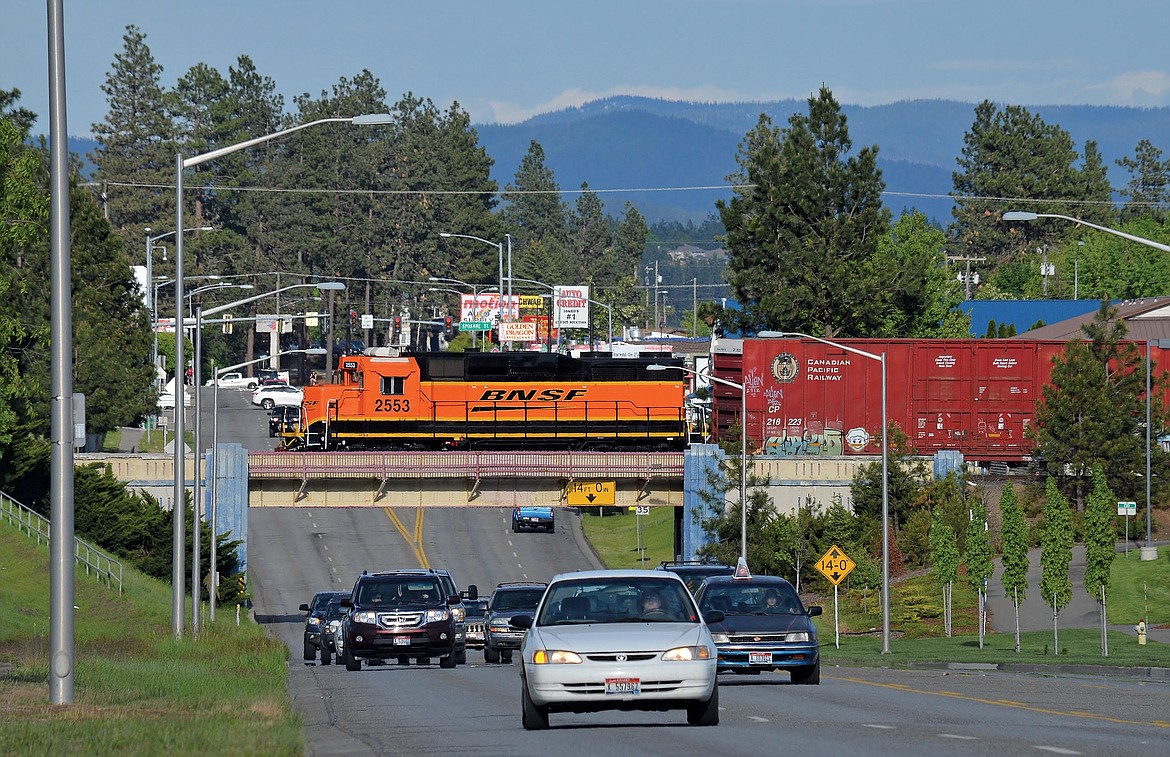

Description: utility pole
[946,254,986,299]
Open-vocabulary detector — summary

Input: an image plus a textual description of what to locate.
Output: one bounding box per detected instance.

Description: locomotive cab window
[381,375,405,396]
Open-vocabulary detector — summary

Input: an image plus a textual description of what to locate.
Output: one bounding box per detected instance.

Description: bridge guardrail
[248,450,685,480]
[0,490,124,594]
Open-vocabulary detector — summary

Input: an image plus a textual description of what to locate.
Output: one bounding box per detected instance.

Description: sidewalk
[986,543,1170,646]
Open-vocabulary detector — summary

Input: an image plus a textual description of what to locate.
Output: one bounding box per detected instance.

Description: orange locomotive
[279,351,689,451]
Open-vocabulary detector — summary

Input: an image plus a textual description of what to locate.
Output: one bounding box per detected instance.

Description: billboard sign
[554,285,589,328]
[460,293,519,323]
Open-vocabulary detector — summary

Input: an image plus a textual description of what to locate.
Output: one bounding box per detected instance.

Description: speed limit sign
[635,505,650,516]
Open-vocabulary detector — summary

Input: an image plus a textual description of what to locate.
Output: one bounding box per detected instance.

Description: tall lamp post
[1005,210,1170,557]
[429,276,487,349]
[208,348,327,621]
[648,364,749,562]
[146,227,213,383]
[153,274,220,390]
[760,330,891,654]
[185,282,252,637]
[439,232,512,348]
[172,113,390,638]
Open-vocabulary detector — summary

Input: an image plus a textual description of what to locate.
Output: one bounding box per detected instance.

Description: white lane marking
[938,734,978,740]
[747,716,769,723]
[331,566,336,573]
[327,557,333,562]
[1034,748,1080,755]
[863,724,895,730]
[323,544,328,551]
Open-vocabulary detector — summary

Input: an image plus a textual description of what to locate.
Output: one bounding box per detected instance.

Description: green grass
[579,506,676,569]
[582,508,1170,668]
[0,520,301,756]
[100,427,188,454]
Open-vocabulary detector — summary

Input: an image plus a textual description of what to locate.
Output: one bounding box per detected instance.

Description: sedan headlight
[327,620,342,632]
[785,632,811,642]
[488,623,512,633]
[662,645,712,661]
[532,649,582,664]
[710,632,730,644]
[352,611,378,624]
[425,608,451,623]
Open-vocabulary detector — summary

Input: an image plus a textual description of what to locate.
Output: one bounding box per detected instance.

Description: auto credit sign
[554,285,589,328]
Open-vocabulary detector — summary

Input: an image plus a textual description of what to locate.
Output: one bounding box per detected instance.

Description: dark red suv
[340,570,462,670]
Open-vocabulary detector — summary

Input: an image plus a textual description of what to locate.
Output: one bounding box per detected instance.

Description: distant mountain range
[476,96,1170,225]
[71,96,1170,226]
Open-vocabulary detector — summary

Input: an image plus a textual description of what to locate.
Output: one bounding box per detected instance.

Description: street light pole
[1003,211,1170,253]
[439,232,509,348]
[173,114,389,638]
[648,364,748,562]
[760,331,891,654]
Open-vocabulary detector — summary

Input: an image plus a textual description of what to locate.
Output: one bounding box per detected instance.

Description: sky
[4,0,1170,139]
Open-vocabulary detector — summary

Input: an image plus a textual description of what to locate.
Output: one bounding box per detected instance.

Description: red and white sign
[460,293,519,322]
[554,285,589,328]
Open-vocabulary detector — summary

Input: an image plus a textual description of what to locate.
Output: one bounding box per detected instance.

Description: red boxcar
[710,338,1167,465]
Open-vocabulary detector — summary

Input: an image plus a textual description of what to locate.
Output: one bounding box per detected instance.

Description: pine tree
[871,211,970,338]
[1040,477,1074,655]
[965,498,993,647]
[1116,139,1170,222]
[951,101,1117,273]
[999,483,1030,652]
[501,141,570,285]
[90,25,176,237]
[717,87,892,338]
[1083,463,1117,656]
[929,507,960,637]
[1033,301,1146,509]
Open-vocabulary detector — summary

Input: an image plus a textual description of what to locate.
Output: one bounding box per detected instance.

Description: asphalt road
[203,387,1170,755]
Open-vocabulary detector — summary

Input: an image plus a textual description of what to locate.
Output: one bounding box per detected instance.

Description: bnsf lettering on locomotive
[479,388,588,401]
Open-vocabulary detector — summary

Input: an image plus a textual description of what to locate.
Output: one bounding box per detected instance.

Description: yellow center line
[383,507,429,567]
[828,674,1169,729]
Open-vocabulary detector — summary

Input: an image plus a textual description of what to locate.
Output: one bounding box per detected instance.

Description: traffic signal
[444,315,454,336]
[349,310,358,328]
[392,315,403,342]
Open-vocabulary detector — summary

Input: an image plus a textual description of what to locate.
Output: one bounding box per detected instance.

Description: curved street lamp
[648,364,748,563]
[759,330,891,655]
[171,113,389,638]
[439,232,512,347]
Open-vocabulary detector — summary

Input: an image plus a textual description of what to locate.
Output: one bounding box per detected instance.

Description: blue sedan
[693,572,822,684]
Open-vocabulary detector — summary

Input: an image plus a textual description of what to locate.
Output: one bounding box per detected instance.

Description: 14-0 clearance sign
[815,545,855,586]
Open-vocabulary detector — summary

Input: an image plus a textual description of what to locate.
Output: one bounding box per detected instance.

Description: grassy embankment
[0,524,301,756]
[580,507,1170,668]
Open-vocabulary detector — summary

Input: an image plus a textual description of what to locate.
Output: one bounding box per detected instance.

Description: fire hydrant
[1135,618,1147,645]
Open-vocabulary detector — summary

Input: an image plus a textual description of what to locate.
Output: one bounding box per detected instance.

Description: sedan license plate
[393,635,411,646]
[748,651,772,665]
[605,677,640,695]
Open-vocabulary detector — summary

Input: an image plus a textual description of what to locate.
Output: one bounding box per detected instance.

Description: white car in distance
[206,372,258,390]
[251,384,303,410]
[512,569,722,730]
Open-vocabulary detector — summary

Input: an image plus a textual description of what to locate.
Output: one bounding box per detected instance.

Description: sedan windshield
[698,583,803,615]
[537,578,698,625]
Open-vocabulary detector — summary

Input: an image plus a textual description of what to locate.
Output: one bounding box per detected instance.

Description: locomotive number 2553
[375,399,411,412]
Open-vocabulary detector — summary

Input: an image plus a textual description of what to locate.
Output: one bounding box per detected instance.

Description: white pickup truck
[207,372,258,390]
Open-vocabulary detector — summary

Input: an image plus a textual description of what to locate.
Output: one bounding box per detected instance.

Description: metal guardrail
[0,490,124,594]
[247,450,686,480]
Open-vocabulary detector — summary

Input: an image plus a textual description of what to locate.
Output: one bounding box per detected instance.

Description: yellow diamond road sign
[566,480,616,506]
[816,544,855,586]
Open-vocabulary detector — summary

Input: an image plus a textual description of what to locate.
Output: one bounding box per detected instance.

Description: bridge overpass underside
[247,451,685,508]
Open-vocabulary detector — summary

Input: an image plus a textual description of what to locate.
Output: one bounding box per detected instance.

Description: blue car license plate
[605,677,640,695]
[394,636,410,646]
[749,651,772,665]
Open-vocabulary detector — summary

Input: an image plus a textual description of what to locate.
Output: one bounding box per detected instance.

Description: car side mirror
[299,603,309,612]
[807,606,823,617]
[509,615,533,630]
[464,584,479,601]
[703,610,725,625]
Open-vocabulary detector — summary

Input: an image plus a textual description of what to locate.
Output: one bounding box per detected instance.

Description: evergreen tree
[1116,139,1170,222]
[1040,476,1073,655]
[90,25,176,237]
[999,482,1030,652]
[0,112,45,445]
[717,88,892,338]
[951,101,1117,272]
[568,182,611,284]
[964,498,993,648]
[501,141,570,285]
[1083,463,1117,656]
[929,507,960,637]
[0,87,37,135]
[1033,301,1146,508]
